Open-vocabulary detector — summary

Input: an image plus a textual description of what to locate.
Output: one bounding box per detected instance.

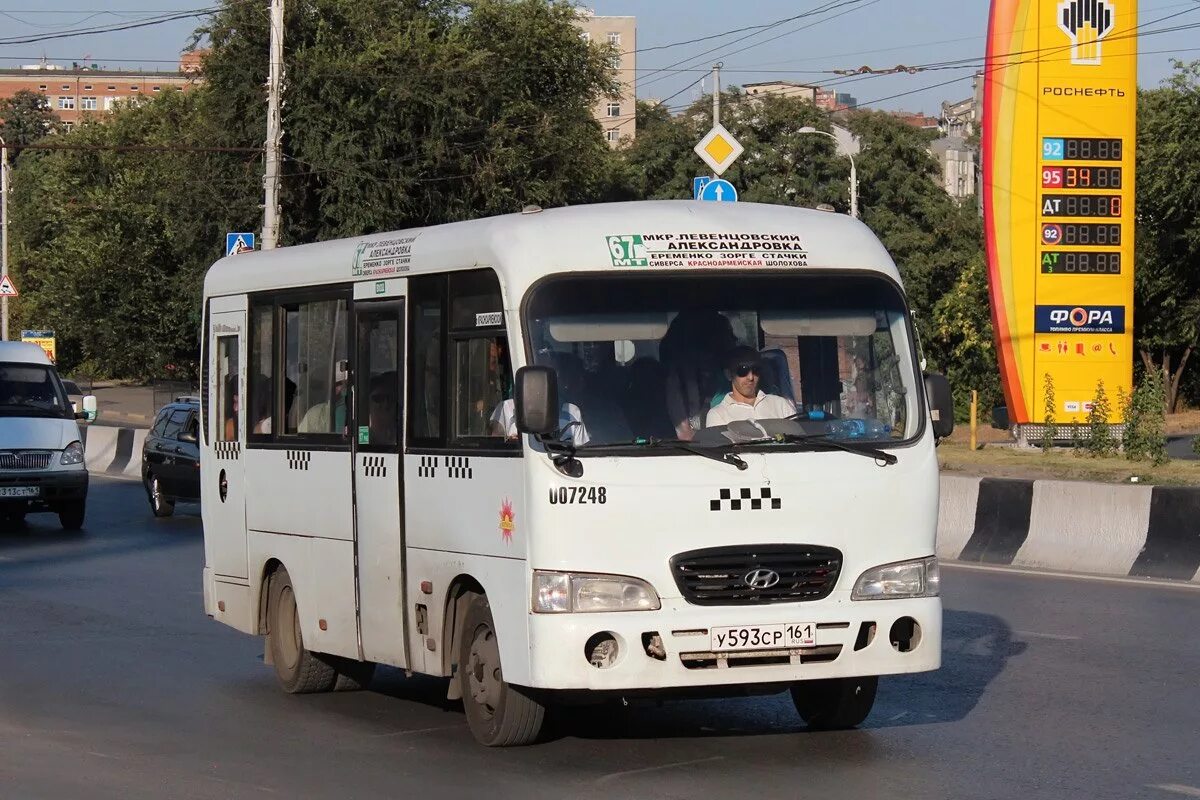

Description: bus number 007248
[549,486,608,504]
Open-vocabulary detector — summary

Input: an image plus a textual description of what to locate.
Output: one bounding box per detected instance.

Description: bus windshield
[523,272,921,448]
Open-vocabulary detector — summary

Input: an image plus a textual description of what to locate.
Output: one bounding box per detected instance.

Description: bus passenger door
[353,296,409,668]
[204,306,248,580]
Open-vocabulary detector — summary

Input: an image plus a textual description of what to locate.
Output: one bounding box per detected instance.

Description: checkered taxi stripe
[710,487,782,511]
[286,450,311,471]
[213,441,241,461]
[361,456,387,478]
[445,456,472,480]
[418,456,438,478]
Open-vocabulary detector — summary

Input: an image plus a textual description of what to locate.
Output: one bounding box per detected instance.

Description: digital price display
[1041,251,1122,274]
[1041,137,1124,161]
[1041,194,1122,217]
[1041,166,1122,189]
[1059,223,1121,246]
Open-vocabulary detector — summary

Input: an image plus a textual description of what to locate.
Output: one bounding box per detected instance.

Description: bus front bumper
[523,596,940,691]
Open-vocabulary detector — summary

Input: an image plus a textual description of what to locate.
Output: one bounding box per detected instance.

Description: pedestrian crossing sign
[226,232,256,256]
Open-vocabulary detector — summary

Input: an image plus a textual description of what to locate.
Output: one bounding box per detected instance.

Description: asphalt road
[2,478,1199,800]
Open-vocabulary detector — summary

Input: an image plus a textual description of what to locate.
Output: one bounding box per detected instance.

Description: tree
[1135,60,1200,412]
[0,90,64,147]
[9,89,261,378]
[621,90,850,208]
[196,0,621,242]
[930,252,1002,420]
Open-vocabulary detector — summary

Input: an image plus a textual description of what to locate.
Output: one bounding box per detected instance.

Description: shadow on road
[872,609,1026,729]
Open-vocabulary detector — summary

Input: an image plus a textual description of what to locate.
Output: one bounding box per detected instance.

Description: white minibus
[200,201,954,746]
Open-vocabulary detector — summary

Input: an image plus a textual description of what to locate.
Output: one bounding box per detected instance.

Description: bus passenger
[705,346,797,428]
[661,311,736,440]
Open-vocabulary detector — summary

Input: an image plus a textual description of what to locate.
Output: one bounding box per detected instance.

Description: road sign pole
[711,63,721,179]
[1,137,9,341]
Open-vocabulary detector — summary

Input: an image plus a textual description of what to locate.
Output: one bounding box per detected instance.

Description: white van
[200,201,955,745]
[0,342,96,529]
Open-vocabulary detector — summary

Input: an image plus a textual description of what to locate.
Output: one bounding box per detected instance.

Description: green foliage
[0,90,64,147]
[1042,373,1057,452]
[1135,61,1200,412]
[198,0,620,242]
[1122,379,1168,464]
[1083,380,1117,458]
[930,252,1001,421]
[9,89,260,379]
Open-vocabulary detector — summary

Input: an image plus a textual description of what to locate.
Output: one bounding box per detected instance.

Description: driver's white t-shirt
[490,399,590,446]
[705,391,796,427]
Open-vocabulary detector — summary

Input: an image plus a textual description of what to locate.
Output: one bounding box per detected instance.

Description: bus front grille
[670,544,842,606]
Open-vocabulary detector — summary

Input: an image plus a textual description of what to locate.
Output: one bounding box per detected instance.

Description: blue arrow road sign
[692,176,712,199]
[226,232,256,256]
[698,178,737,203]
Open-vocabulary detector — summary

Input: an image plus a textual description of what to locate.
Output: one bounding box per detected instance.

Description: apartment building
[0,60,199,130]
[743,80,819,104]
[574,10,637,146]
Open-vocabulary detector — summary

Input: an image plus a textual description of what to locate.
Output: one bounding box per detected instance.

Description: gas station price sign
[984,0,1136,428]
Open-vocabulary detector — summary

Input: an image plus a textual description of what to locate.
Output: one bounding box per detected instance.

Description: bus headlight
[533,572,661,613]
[60,441,85,466]
[851,557,940,600]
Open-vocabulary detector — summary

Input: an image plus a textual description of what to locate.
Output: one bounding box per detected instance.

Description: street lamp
[798,126,858,220]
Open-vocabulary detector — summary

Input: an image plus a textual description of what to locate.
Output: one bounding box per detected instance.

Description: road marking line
[595,756,724,785]
[371,724,460,738]
[1151,785,1200,797]
[1014,630,1082,641]
[943,561,1200,592]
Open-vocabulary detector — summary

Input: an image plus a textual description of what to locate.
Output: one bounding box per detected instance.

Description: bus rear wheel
[267,567,337,694]
[790,676,878,730]
[458,594,544,746]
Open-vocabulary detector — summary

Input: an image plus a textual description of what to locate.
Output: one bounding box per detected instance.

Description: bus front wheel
[458,594,545,746]
[790,676,878,730]
[267,567,337,694]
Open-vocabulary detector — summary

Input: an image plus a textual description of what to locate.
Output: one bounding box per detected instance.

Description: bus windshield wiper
[628,437,748,471]
[775,433,898,466]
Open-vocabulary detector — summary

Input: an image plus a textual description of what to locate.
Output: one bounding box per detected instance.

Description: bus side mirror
[515,366,558,436]
[78,395,98,422]
[924,373,954,440]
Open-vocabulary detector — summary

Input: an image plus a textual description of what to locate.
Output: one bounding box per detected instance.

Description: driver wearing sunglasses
[704,345,796,428]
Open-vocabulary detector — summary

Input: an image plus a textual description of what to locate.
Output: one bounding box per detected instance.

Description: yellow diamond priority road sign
[694,124,744,176]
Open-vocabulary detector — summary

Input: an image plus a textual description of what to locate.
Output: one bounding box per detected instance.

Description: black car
[142,399,200,516]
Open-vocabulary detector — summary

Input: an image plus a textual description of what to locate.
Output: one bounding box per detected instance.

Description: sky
[0,1,1198,115]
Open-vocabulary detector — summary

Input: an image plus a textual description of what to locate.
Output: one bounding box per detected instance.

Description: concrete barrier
[939,475,1200,583]
[81,425,147,480]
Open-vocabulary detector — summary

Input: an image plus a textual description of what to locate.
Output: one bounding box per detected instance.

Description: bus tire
[267,568,337,694]
[790,676,878,730]
[458,594,544,746]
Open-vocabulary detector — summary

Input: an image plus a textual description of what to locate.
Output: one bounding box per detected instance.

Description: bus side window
[409,275,445,446]
[249,305,275,436]
[447,270,513,447]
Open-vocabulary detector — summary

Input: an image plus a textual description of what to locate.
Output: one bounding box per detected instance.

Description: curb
[938,475,1200,583]
[81,425,147,480]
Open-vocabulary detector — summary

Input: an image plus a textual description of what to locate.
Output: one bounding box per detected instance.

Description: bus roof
[203,201,902,299]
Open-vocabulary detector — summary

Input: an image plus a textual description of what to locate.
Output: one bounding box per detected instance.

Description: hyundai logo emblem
[743,568,780,589]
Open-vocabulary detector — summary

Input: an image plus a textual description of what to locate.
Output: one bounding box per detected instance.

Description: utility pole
[262,0,284,250]
[1,137,9,341]
[712,63,721,129]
